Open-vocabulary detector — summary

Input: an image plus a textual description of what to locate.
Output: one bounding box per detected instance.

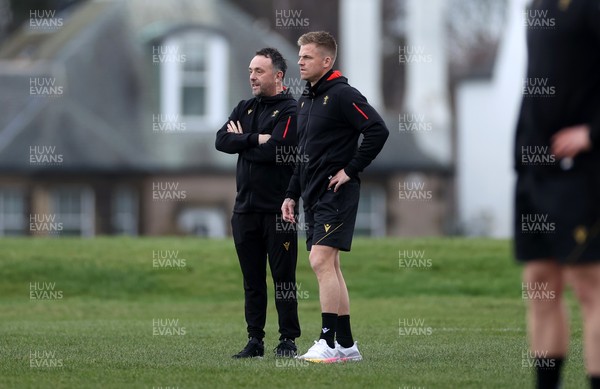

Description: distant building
[0,0,453,237]
[456,0,526,237]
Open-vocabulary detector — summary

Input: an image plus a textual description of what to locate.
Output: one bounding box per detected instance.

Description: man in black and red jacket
[281,31,389,363]
[514,1,600,388]
[216,48,300,358]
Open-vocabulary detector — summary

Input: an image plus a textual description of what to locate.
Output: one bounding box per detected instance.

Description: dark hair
[297,31,337,63]
[255,47,287,77]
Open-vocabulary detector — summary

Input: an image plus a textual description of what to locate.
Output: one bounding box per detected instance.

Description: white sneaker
[297,339,340,363]
[335,341,363,362]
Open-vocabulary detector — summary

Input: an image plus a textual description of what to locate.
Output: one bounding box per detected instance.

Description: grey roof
[369,112,448,173]
[0,0,443,175]
[0,0,153,173]
[0,95,152,172]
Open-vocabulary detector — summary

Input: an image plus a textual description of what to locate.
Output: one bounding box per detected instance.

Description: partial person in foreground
[514,1,600,388]
[216,48,301,358]
[282,31,389,363]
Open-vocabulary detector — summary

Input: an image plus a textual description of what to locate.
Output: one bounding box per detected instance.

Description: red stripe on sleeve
[282,116,291,139]
[352,103,369,120]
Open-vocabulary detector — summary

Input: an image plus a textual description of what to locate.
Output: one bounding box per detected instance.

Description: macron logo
[322,328,330,334]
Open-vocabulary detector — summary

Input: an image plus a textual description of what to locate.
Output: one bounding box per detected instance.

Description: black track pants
[231,213,301,340]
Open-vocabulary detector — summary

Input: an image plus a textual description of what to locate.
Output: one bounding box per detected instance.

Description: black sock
[336,315,354,348]
[536,357,564,389]
[590,375,600,389]
[319,312,337,348]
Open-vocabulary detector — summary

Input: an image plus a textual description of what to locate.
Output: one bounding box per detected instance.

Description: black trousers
[231,213,301,340]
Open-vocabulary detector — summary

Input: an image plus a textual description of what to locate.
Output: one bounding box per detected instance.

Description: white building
[456,0,528,237]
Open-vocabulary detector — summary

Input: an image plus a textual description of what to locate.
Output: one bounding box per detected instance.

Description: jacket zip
[249,162,253,207]
[247,101,277,209]
[301,98,314,187]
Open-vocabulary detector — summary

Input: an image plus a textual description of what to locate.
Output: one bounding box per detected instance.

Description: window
[160,31,228,131]
[177,207,226,237]
[355,185,386,236]
[51,187,94,236]
[112,187,138,235]
[0,188,26,236]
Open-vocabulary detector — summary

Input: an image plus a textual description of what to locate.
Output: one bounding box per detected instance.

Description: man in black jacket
[281,31,389,363]
[515,1,600,388]
[216,48,300,358]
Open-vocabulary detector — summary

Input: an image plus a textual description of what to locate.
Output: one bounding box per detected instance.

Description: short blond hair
[297,31,337,63]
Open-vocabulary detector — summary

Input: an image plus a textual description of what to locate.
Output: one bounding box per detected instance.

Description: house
[0,0,453,237]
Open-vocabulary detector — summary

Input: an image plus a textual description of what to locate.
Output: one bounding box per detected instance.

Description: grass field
[0,237,587,388]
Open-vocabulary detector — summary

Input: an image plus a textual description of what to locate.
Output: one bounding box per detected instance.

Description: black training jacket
[216,89,297,213]
[514,0,600,173]
[285,69,389,210]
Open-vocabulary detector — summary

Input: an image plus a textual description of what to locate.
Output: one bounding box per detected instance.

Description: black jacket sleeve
[339,87,389,178]
[285,164,301,201]
[241,106,297,163]
[215,102,259,154]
